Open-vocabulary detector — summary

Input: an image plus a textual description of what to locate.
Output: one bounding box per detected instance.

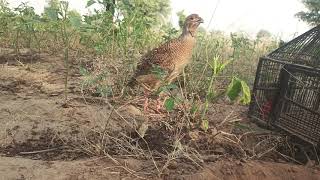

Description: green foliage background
[0,0,280,102]
[296,0,320,26]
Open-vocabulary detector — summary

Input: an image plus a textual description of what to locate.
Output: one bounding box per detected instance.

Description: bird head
[183,14,204,37]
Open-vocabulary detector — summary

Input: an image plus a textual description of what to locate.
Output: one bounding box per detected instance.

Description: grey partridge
[128,14,204,111]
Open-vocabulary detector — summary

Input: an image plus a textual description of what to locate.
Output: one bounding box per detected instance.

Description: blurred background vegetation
[2,0,314,102]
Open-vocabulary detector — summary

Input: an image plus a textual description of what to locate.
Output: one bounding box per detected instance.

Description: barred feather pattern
[129,35,196,91]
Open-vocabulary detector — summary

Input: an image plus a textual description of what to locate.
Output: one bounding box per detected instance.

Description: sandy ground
[1,156,319,180]
[0,51,319,179]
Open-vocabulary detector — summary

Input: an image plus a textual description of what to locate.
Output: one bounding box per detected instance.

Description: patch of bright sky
[7,0,310,40]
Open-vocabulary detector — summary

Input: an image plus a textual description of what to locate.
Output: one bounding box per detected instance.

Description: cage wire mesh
[249,25,320,146]
[276,65,320,145]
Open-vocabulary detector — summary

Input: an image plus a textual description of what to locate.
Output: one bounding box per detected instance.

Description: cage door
[275,64,320,146]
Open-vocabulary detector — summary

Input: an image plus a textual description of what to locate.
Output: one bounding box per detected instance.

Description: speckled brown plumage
[128,14,204,92]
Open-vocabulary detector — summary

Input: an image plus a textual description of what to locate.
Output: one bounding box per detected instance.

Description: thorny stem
[61,2,69,104]
[14,30,20,54]
[201,73,216,120]
[201,51,218,121]
[63,39,69,103]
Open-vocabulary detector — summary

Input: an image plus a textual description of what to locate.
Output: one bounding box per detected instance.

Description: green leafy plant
[0,0,279,115]
[8,3,41,53]
[295,0,320,26]
[200,55,251,130]
[60,1,70,103]
[226,77,251,105]
[164,97,175,112]
[156,83,179,112]
[201,56,230,120]
[79,66,112,97]
[46,0,82,104]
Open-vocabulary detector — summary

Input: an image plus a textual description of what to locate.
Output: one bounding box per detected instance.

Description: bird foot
[143,97,149,112]
[142,96,166,114]
[154,98,166,114]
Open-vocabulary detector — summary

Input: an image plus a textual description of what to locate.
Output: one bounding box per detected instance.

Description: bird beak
[198,17,204,23]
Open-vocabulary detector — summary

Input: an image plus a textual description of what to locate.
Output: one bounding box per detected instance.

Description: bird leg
[144,97,149,112]
[155,93,169,113]
[156,97,163,113]
[144,94,163,113]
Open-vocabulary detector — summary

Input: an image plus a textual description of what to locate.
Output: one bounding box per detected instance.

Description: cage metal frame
[249,25,320,146]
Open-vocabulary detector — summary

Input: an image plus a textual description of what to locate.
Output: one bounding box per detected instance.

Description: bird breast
[172,37,195,72]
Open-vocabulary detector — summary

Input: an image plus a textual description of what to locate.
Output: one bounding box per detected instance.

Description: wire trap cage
[249,25,320,146]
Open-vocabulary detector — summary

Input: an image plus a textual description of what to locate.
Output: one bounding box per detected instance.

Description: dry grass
[52,93,300,178]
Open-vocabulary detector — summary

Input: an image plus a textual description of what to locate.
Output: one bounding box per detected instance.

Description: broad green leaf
[164,97,175,112]
[155,83,178,95]
[122,0,131,6]
[209,56,231,75]
[226,77,251,104]
[86,0,96,7]
[218,60,232,74]
[240,80,251,105]
[46,8,58,20]
[226,77,242,101]
[69,15,82,28]
[163,83,178,91]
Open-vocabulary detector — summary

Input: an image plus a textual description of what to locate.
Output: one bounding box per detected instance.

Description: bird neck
[180,28,195,39]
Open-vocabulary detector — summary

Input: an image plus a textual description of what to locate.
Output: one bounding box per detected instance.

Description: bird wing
[136,38,181,76]
[129,38,183,88]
